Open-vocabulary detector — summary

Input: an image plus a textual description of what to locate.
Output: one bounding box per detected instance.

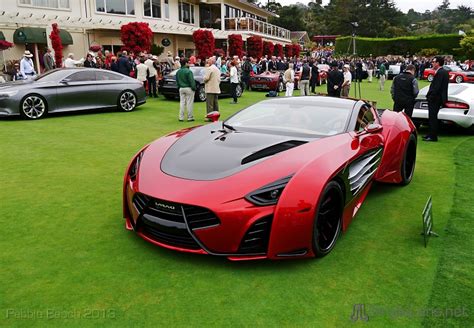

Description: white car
[412,83,474,130]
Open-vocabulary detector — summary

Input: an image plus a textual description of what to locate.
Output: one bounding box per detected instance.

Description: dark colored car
[0,68,146,120]
[159,66,243,102]
[423,65,474,83]
[123,96,417,260]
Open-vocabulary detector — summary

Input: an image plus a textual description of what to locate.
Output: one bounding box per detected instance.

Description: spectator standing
[229,59,239,104]
[11,63,23,81]
[176,58,196,122]
[64,53,84,68]
[424,56,449,142]
[117,51,132,76]
[241,56,252,91]
[378,63,386,91]
[20,51,36,80]
[367,60,374,83]
[43,48,55,72]
[341,64,352,97]
[173,56,181,70]
[135,58,149,89]
[203,56,221,116]
[327,62,343,97]
[310,61,319,93]
[284,63,295,97]
[84,53,97,68]
[299,60,311,96]
[110,56,119,72]
[391,64,419,118]
[145,55,158,98]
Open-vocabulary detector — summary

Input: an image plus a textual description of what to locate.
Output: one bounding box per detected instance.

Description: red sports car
[249,71,285,92]
[423,65,474,83]
[123,96,417,260]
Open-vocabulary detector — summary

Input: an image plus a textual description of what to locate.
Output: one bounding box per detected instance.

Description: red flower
[285,44,293,58]
[0,40,13,51]
[263,41,274,58]
[274,44,283,58]
[49,23,63,68]
[228,34,243,58]
[192,30,215,61]
[247,36,263,59]
[120,22,153,53]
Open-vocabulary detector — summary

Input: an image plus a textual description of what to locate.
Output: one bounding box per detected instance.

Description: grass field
[0,79,472,327]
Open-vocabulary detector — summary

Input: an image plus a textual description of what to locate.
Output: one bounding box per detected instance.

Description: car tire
[118,90,137,112]
[196,85,206,102]
[312,181,344,258]
[427,74,434,82]
[455,75,463,84]
[235,84,243,98]
[277,81,284,92]
[20,94,48,120]
[400,133,417,185]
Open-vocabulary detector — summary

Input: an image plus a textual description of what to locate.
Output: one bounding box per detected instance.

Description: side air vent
[241,140,307,165]
[238,216,273,254]
[348,148,383,195]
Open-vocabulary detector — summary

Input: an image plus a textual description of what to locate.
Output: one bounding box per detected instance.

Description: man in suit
[203,56,221,116]
[391,64,419,118]
[327,61,343,97]
[424,56,449,142]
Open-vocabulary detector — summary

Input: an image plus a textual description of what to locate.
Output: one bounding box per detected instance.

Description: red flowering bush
[285,44,293,58]
[89,44,102,52]
[274,43,283,58]
[214,48,225,57]
[292,44,301,58]
[49,23,63,68]
[0,40,13,51]
[193,30,215,61]
[228,34,243,58]
[247,36,263,59]
[263,41,274,58]
[120,22,153,53]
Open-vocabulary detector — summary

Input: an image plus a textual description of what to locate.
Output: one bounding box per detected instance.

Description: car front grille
[238,215,273,254]
[132,193,220,250]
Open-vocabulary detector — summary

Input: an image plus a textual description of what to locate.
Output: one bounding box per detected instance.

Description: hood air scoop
[241,140,308,165]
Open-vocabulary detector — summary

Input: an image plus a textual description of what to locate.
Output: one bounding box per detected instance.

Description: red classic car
[249,71,285,92]
[423,65,474,84]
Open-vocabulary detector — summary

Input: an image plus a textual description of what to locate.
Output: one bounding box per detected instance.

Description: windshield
[34,69,61,82]
[225,99,352,137]
[168,67,205,77]
[446,65,462,72]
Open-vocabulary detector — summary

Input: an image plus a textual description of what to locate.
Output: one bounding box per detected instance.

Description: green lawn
[0,80,472,327]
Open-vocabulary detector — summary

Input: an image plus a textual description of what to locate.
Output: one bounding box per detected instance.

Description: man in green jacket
[379,62,387,91]
[176,58,196,121]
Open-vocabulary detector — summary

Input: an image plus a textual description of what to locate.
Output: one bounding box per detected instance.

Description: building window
[96,0,135,15]
[224,5,241,18]
[19,0,70,9]
[164,0,169,19]
[144,0,161,18]
[178,1,194,24]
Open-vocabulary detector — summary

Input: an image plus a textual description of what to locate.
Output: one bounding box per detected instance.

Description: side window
[355,106,376,132]
[67,71,96,82]
[96,71,123,81]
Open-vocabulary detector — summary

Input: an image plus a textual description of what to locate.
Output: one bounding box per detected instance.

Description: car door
[220,73,231,96]
[56,71,97,112]
[94,70,126,108]
[347,105,384,195]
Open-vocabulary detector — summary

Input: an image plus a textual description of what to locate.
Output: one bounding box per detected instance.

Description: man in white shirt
[64,53,84,68]
[341,64,352,97]
[229,58,239,104]
[20,51,36,80]
[145,55,158,97]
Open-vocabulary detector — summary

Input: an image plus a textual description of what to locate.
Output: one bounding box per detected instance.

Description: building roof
[237,0,279,18]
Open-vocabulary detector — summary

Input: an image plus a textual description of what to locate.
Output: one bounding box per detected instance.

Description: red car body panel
[249,71,281,90]
[123,100,416,260]
[423,68,474,83]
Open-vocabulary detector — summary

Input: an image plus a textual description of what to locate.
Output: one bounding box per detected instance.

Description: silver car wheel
[198,87,207,102]
[22,95,46,119]
[120,91,136,111]
[455,75,463,83]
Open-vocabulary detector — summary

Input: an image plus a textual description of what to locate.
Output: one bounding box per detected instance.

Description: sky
[275,0,471,13]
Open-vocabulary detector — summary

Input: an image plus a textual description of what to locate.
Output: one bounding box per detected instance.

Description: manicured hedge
[335,34,463,56]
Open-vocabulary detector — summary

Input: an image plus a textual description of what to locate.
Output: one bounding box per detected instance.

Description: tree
[460,36,474,58]
[49,23,63,68]
[192,30,215,60]
[269,5,306,31]
[228,34,243,58]
[120,22,153,53]
[263,41,275,57]
[247,36,263,59]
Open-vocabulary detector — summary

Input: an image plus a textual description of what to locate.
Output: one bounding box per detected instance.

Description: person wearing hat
[20,50,36,80]
[173,56,181,70]
[341,64,352,97]
[327,61,343,97]
[11,62,23,81]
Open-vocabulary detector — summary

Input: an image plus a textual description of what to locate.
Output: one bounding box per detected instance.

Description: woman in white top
[135,58,149,89]
[284,63,295,97]
[229,60,239,104]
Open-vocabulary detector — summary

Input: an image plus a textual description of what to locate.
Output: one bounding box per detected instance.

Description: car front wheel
[235,84,243,97]
[455,75,463,84]
[400,133,417,185]
[427,74,434,82]
[196,86,206,102]
[312,181,343,258]
[20,94,47,120]
[118,90,137,112]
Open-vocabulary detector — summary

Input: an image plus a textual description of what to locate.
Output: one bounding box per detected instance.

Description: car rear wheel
[427,74,434,82]
[118,90,137,112]
[455,75,463,84]
[196,86,206,102]
[20,94,47,120]
[400,133,417,185]
[313,181,343,258]
[277,81,284,92]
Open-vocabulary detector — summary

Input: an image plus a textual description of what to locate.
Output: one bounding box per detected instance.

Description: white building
[0,0,290,72]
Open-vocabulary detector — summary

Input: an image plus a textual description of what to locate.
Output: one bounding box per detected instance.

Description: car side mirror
[364,123,383,134]
[206,111,220,122]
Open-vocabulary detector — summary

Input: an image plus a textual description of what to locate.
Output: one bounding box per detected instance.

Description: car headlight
[245,175,293,206]
[129,151,144,181]
[0,90,19,98]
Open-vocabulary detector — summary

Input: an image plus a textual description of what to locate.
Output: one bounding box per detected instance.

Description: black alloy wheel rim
[316,188,342,251]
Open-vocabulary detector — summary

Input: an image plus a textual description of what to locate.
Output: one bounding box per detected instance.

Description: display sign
[421,196,438,247]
